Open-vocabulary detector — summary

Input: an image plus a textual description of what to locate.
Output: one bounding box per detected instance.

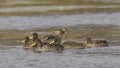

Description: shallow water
[0,45,120,68]
[0,12,120,30]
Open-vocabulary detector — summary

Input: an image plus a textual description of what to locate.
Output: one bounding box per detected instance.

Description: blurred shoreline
[0,6,120,16]
[0,0,120,16]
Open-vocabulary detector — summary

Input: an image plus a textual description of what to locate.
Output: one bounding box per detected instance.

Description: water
[0,12,120,68]
[0,12,120,30]
[0,45,120,68]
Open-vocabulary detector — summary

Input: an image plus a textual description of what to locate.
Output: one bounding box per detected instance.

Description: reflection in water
[0,45,120,68]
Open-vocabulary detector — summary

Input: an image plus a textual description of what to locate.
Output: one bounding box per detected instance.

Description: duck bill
[31,42,36,46]
[21,39,25,43]
[29,35,33,39]
[50,40,55,44]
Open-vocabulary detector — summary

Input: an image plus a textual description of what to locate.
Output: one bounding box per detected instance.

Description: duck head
[29,32,38,41]
[21,36,30,43]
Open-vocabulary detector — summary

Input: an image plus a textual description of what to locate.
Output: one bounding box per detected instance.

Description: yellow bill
[31,42,36,46]
[50,40,55,44]
[21,39,25,42]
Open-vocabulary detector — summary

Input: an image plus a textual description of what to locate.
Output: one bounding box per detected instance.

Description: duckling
[21,36,30,50]
[43,35,61,44]
[83,37,109,48]
[53,27,67,38]
[63,41,85,49]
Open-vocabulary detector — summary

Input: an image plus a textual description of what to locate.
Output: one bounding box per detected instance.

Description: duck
[21,36,31,50]
[63,41,85,49]
[43,35,61,44]
[53,27,67,38]
[28,32,43,50]
[31,39,64,53]
[46,40,64,52]
[30,38,43,52]
[83,37,109,48]
[94,40,109,47]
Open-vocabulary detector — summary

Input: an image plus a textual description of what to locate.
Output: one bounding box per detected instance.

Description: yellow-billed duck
[83,37,109,48]
[31,39,64,53]
[43,35,61,44]
[21,36,30,50]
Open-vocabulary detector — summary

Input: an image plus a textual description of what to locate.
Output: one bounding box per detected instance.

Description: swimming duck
[48,40,64,52]
[31,39,64,53]
[63,41,85,49]
[84,37,109,48]
[30,39,43,52]
[94,40,109,47]
[43,35,61,44]
[21,36,30,50]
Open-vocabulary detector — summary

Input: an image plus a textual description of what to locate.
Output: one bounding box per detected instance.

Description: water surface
[0,12,120,30]
[0,45,120,68]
